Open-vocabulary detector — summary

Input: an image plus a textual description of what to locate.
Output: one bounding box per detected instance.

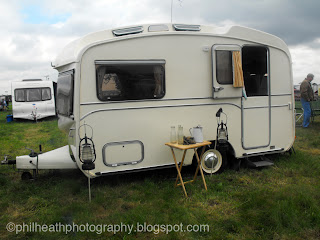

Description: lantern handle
[78,122,94,139]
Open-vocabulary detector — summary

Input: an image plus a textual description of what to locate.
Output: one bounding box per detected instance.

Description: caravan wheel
[21,171,33,181]
[200,149,223,174]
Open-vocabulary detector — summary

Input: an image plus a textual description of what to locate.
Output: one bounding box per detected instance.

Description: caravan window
[42,88,51,100]
[242,46,268,97]
[57,70,74,117]
[216,51,233,85]
[26,89,41,102]
[15,89,25,102]
[96,60,165,101]
[14,88,52,102]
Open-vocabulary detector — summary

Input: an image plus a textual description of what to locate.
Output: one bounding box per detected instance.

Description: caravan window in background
[41,88,51,101]
[15,89,25,102]
[216,51,233,85]
[96,60,165,101]
[242,46,268,97]
[26,89,41,102]
[14,88,52,102]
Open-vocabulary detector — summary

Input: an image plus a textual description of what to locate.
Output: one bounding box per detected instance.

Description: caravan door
[212,45,270,149]
[241,46,270,149]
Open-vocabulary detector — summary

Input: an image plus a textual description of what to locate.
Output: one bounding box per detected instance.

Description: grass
[0,105,320,239]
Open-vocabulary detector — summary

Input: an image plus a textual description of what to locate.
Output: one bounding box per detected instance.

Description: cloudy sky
[1,0,319,94]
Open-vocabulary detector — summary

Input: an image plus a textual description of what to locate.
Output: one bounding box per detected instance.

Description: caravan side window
[242,46,268,97]
[96,60,165,101]
[57,70,74,117]
[216,51,233,85]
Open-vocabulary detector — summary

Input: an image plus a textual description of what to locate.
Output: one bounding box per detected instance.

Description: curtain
[153,66,162,96]
[232,51,244,88]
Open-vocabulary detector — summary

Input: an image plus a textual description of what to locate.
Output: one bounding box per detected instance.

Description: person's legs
[301,98,311,127]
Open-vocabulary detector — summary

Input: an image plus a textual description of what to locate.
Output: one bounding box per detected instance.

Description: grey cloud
[173,0,320,46]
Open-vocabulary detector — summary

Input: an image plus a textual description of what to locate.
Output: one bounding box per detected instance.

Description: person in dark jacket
[300,73,314,128]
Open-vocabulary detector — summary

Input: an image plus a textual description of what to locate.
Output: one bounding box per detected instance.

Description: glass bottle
[178,125,184,145]
[170,126,177,143]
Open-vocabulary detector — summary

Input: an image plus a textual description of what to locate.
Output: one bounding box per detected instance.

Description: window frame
[95,60,166,102]
[213,45,242,86]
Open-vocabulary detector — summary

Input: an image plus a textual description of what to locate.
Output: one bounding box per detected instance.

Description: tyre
[21,171,33,181]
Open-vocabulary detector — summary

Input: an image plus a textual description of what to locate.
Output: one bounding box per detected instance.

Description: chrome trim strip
[95,163,176,176]
[80,102,241,120]
[271,104,290,108]
[243,104,289,110]
[95,60,166,65]
[270,93,292,97]
[80,97,214,106]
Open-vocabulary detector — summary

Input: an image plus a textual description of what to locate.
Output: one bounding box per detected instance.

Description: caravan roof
[53,23,290,68]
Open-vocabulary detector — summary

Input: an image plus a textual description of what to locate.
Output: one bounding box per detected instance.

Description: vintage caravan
[13,23,295,179]
[12,79,56,120]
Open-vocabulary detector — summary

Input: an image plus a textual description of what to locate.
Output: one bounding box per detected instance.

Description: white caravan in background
[12,79,56,121]
[14,23,295,180]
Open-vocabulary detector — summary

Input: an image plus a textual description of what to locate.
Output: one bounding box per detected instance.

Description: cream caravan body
[16,24,295,178]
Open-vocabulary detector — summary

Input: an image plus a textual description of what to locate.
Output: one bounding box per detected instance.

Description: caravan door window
[57,70,74,117]
[216,51,233,85]
[242,46,269,97]
[95,60,165,101]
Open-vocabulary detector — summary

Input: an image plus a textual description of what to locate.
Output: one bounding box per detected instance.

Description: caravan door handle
[214,87,224,92]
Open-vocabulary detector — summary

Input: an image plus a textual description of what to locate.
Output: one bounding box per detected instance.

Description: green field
[0,107,320,239]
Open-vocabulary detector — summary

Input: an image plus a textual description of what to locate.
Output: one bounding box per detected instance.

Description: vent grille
[173,24,201,31]
[112,26,143,36]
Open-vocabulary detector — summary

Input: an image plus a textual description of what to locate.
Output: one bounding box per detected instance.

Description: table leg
[170,147,188,197]
[175,150,187,187]
[193,147,207,191]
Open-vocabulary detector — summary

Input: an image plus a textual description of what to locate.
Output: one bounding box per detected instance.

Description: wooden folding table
[165,141,211,197]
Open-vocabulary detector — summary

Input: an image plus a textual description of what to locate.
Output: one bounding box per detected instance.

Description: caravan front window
[96,60,165,101]
[26,89,41,102]
[14,88,52,102]
[15,89,25,102]
[42,88,51,100]
[57,70,74,116]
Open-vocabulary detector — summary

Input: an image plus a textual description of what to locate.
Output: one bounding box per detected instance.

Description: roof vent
[112,26,143,36]
[148,24,169,32]
[173,24,201,31]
